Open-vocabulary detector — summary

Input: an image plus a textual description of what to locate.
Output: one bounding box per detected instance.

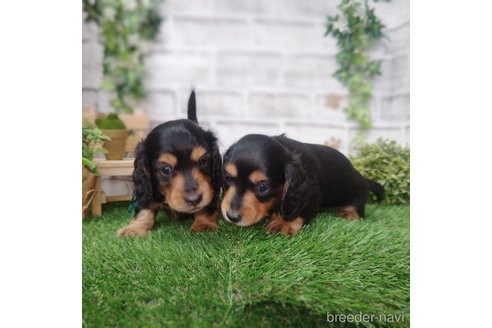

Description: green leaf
[101,78,116,91]
[83,0,162,114]
[325,0,386,137]
[351,139,410,205]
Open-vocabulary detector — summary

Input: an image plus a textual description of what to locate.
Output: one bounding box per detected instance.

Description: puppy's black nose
[185,193,202,206]
[226,211,241,223]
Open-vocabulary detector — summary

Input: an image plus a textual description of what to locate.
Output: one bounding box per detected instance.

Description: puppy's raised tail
[187,90,198,124]
[366,179,385,202]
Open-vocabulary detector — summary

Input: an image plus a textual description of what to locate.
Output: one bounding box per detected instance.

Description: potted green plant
[82,125,110,218]
[350,139,410,204]
[95,113,128,160]
[83,1,161,159]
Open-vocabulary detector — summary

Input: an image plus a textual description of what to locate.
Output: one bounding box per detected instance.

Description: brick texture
[83,0,410,156]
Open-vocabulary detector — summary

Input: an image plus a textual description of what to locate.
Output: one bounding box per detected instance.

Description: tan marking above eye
[158,153,177,167]
[225,163,238,177]
[249,170,268,184]
[191,146,207,162]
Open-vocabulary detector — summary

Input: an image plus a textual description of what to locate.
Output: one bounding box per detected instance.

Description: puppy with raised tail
[117,91,222,237]
[221,134,384,236]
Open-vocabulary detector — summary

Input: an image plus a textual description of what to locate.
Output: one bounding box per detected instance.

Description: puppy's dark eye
[198,155,208,168]
[161,164,173,176]
[224,173,232,185]
[255,182,269,193]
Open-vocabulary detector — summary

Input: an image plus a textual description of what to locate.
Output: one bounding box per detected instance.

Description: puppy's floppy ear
[280,153,308,220]
[222,148,232,190]
[206,132,222,197]
[211,145,222,196]
[187,90,198,124]
[133,142,154,209]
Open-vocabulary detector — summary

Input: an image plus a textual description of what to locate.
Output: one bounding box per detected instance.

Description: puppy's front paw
[266,219,284,235]
[116,223,151,237]
[337,205,361,220]
[191,210,219,232]
[115,209,155,237]
[266,213,286,235]
[190,220,219,232]
[266,215,304,236]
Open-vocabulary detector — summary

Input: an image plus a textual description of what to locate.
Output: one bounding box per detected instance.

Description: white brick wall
[83,0,410,155]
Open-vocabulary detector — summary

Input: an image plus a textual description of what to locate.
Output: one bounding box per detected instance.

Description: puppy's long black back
[274,136,369,207]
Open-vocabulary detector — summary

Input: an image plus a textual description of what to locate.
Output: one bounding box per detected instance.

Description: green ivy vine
[325,0,386,137]
[83,0,162,113]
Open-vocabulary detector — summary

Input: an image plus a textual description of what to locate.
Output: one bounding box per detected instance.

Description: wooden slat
[86,111,150,214]
[95,159,134,168]
[91,176,102,216]
[98,167,134,176]
[94,159,134,176]
[106,195,133,202]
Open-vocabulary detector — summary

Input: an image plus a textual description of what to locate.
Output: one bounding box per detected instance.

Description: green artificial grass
[83,203,409,327]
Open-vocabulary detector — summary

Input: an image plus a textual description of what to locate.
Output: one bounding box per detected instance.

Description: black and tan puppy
[117,91,222,236]
[221,134,384,236]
